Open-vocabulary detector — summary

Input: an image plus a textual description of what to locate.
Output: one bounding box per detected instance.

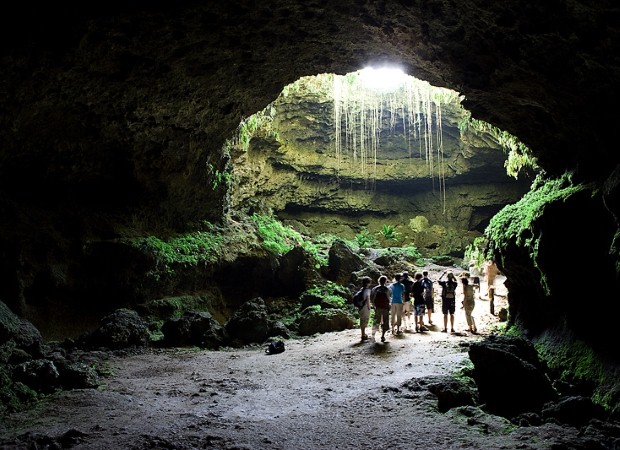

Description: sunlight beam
[358,66,408,92]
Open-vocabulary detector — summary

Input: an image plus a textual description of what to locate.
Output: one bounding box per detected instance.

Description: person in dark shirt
[411,272,427,332]
[438,271,458,333]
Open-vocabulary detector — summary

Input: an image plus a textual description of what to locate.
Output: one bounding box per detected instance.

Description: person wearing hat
[437,270,458,333]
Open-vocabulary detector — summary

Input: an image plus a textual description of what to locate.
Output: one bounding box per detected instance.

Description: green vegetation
[355,228,378,248]
[207,163,232,190]
[229,105,277,152]
[459,116,539,178]
[250,213,296,255]
[303,304,322,314]
[304,281,349,309]
[464,236,488,271]
[534,324,620,414]
[130,225,224,278]
[378,224,400,242]
[0,371,38,415]
[250,213,328,267]
[485,172,586,294]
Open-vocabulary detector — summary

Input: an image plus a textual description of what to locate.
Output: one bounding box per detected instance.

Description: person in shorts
[421,270,434,326]
[438,271,458,333]
[389,273,405,335]
[370,275,392,342]
[400,271,414,331]
[411,272,427,332]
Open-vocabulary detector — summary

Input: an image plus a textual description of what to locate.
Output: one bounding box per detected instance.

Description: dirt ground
[0,277,594,449]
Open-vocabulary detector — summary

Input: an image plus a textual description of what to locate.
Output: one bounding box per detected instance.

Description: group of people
[354,264,498,343]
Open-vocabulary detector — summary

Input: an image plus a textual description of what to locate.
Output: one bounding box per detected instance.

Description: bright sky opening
[359,66,408,91]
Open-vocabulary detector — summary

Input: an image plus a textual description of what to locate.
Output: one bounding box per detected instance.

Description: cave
[1,0,620,447]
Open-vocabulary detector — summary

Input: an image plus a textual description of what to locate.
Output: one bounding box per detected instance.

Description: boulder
[225,297,289,345]
[162,310,227,349]
[83,308,150,350]
[297,307,354,336]
[326,240,365,284]
[468,335,557,418]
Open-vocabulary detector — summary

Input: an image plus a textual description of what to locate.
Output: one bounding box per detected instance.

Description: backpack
[353,288,365,308]
[444,281,456,299]
[266,340,285,355]
[422,278,433,298]
[374,286,390,309]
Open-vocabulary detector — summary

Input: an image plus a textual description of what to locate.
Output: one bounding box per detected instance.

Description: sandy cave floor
[0,281,596,449]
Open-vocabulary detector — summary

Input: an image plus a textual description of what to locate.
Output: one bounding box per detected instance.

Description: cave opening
[225,69,536,261]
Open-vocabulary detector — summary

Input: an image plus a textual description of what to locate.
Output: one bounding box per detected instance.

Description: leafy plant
[355,228,378,248]
[207,163,232,190]
[250,214,328,267]
[233,106,277,151]
[464,236,487,270]
[130,226,224,278]
[303,281,350,309]
[378,224,400,242]
[251,213,297,255]
[461,116,539,178]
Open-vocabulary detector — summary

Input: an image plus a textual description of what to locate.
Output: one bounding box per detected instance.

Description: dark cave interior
[1,0,620,424]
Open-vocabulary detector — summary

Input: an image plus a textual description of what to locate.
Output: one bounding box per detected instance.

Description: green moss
[464,236,488,270]
[486,172,587,295]
[129,223,224,278]
[250,213,328,267]
[461,117,538,178]
[0,369,39,414]
[453,359,476,384]
[303,281,349,308]
[533,324,620,413]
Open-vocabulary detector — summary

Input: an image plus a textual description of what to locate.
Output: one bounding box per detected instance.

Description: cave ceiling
[0,0,618,229]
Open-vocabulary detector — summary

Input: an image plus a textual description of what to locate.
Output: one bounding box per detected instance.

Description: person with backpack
[389,273,405,335]
[438,271,458,333]
[354,276,373,342]
[411,272,427,332]
[421,270,435,327]
[370,275,392,342]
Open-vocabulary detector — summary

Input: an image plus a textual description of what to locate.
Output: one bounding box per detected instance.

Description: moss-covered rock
[297,307,354,336]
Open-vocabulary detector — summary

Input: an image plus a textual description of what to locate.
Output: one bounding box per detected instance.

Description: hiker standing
[401,271,414,331]
[438,271,458,333]
[389,273,405,335]
[461,276,478,334]
[421,270,435,327]
[484,259,499,314]
[371,275,392,342]
[411,272,427,332]
[357,276,372,342]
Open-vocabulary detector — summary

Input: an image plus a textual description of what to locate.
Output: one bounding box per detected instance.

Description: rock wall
[0,0,618,401]
[229,75,530,255]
